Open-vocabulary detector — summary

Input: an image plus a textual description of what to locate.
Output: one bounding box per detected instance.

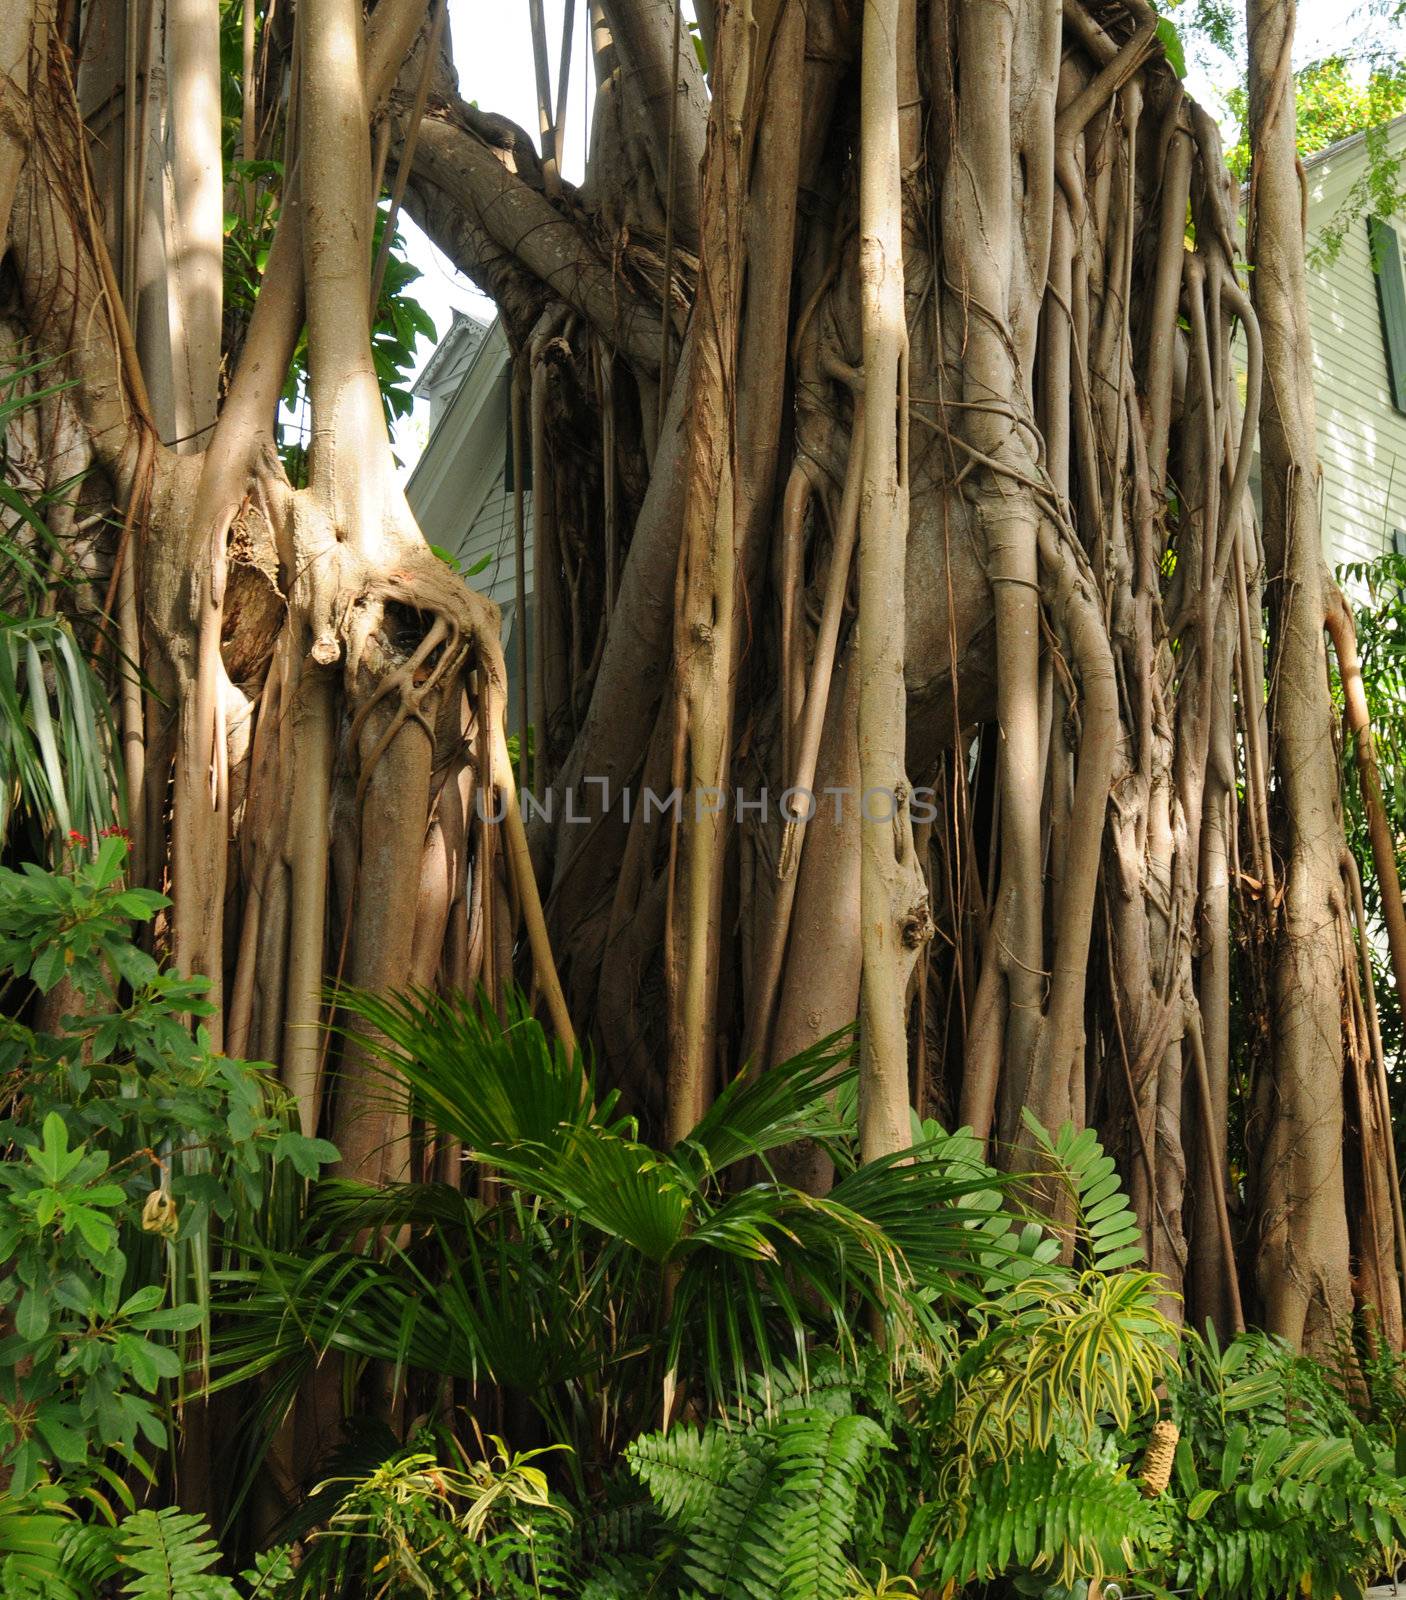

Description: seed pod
[141,1188,178,1239]
[1139,1418,1179,1497]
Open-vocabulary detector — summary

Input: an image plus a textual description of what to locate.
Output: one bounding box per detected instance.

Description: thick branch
[1326,587,1406,1021]
[300,0,388,540]
[410,107,671,374]
[599,0,706,245]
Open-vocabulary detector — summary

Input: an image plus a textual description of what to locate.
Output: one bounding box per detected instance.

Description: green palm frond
[310,1176,486,1237]
[826,1140,1039,1297]
[539,1123,694,1261]
[912,1122,1062,1289]
[215,996,1035,1514]
[0,1489,80,1599]
[663,1167,973,1401]
[330,987,614,1156]
[305,990,1020,1410]
[213,1196,622,1467]
[672,1031,855,1178]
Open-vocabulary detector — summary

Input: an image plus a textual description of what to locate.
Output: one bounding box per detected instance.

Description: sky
[391,0,1381,469]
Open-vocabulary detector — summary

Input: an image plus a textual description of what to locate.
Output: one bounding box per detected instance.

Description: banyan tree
[2,0,1403,1354]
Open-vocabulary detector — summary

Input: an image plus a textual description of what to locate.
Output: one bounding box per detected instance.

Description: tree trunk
[1244,0,1379,1351]
[4,0,1399,1360]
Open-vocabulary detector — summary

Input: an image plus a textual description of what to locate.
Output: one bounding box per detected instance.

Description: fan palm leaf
[217,992,1027,1470]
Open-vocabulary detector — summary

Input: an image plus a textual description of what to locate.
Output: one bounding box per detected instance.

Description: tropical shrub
[0,359,117,861]
[601,1121,1406,1599]
[1160,1325,1406,1599]
[8,905,1406,1598]
[0,837,334,1502]
[246,1430,572,1600]
[215,991,1032,1486]
[586,1115,1177,1599]
[229,1009,1175,1600]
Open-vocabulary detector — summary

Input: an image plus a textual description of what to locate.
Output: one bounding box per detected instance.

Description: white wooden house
[406,312,533,729]
[406,117,1406,672]
[1296,113,1406,568]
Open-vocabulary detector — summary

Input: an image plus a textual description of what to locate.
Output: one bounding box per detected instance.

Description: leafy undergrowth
[4,850,1406,1597]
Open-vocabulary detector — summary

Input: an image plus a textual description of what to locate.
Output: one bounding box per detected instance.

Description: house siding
[407,326,535,730]
[456,463,535,612]
[1304,122,1406,569]
[408,323,534,612]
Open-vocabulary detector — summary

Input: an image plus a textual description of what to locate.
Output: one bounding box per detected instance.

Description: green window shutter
[1369,215,1406,415]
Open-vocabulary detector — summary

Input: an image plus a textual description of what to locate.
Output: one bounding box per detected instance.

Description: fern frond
[630,1408,890,1600]
[918,1448,1153,1589]
[678,1433,786,1600]
[1020,1112,1146,1271]
[55,1523,122,1592]
[626,1423,740,1524]
[1178,1516,1325,1600]
[740,1345,862,1421]
[772,1409,891,1600]
[629,1420,787,1599]
[113,1508,238,1600]
[578,1552,676,1599]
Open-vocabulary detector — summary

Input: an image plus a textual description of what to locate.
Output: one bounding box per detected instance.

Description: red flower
[99,825,132,841]
[67,830,89,846]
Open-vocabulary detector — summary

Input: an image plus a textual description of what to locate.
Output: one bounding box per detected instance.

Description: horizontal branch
[410,108,672,375]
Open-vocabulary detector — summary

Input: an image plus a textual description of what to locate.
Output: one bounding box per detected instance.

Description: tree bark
[6,0,1400,1363]
[856,0,928,1160]
[1246,0,1356,1351]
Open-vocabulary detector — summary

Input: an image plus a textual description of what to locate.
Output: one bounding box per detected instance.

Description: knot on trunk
[900,898,933,950]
